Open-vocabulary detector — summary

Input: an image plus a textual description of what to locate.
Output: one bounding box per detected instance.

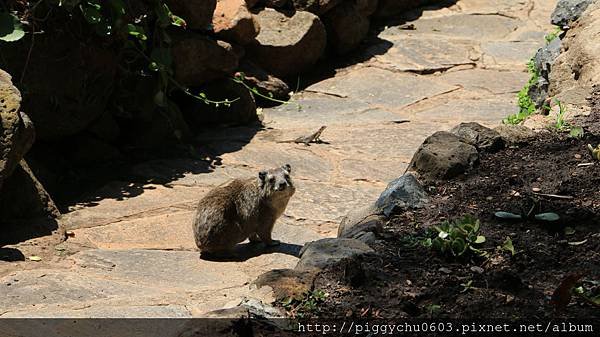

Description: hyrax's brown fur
[192,164,295,254]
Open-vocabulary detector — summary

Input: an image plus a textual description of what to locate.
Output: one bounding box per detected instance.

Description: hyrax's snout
[276,181,288,191]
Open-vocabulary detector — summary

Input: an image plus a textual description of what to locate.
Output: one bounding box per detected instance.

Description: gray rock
[375,172,429,217]
[450,122,505,152]
[172,34,241,87]
[213,0,261,45]
[324,0,371,54]
[247,9,327,77]
[296,238,373,270]
[338,206,384,239]
[354,231,377,245]
[534,37,562,76]
[493,125,536,145]
[238,60,291,102]
[0,70,35,191]
[530,37,562,108]
[551,0,595,27]
[165,0,217,30]
[408,131,479,182]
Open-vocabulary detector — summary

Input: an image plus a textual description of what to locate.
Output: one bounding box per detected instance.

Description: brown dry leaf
[550,272,587,311]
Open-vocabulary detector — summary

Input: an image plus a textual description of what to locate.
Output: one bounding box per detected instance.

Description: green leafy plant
[544,26,562,44]
[504,59,539,125]
[422,216,487,258]
[460,280,474,293]
[499,236,515,256]
[552,99,568,130]
[280,289,328,319]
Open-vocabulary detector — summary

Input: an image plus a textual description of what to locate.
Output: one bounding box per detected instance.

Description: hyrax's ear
[258,170,268,181]
[282,164,291,174]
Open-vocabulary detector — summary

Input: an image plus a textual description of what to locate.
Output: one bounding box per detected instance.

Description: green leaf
[535,212,560,222]
[80,4,103,24]
[569,126,584,139]
[438,231,449,239]
[495,211,522,220]
[0,12,25,42]
[564,227,576,235]
[501,237,515,256]
[474,235,486,244]
[451,238,467,256]
[422,238,432,247]
[127,24,147,41]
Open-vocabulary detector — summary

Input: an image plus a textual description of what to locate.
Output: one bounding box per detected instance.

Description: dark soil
[311,94,600,320]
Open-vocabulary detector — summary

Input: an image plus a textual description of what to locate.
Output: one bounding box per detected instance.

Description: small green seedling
[460,280,474,293]
[552,99,568,130]
[422,216,487,258]
[569,126,584,139]
[499,237,515,256]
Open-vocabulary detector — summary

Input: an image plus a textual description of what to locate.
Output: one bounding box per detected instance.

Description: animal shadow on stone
[199,241,303,262]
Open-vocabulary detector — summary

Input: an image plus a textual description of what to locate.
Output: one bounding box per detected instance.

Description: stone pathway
[0,0,556,317]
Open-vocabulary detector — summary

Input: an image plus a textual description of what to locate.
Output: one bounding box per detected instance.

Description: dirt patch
[310,101,600,320]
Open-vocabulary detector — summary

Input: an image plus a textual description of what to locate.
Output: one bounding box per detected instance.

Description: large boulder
[290,0,343,14]
[449,122,505,152]
[296,238,373,270]
[493,125,536,146]
[172,34,242,87]
[408,131,479,182]
[323,0,371,54]
[0,70,35,191]
[213,0,261,45]
[548,2,600,111]
[338,204,384,239]
[551,0,595,28]
[375,172,428,217]
[247,9,327,78]
[165,0,217,30]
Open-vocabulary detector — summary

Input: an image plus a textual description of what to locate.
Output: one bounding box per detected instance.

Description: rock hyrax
[193,164,295,254]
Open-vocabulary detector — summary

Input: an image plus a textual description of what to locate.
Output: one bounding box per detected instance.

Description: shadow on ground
[0,218,60,247]
[200,241,303,262]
